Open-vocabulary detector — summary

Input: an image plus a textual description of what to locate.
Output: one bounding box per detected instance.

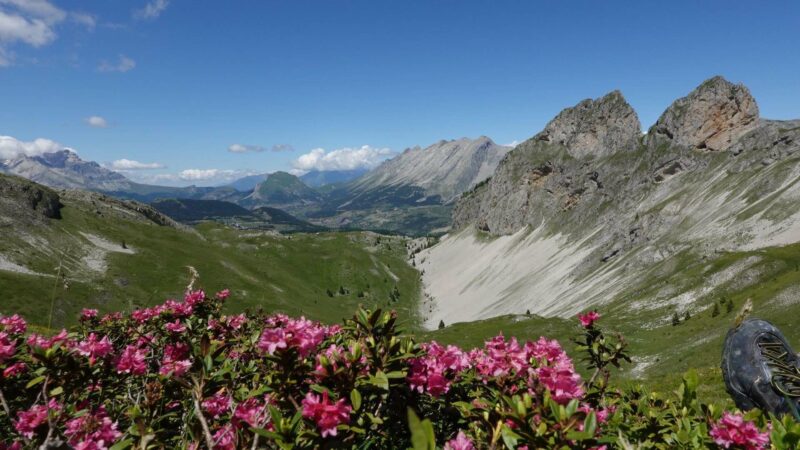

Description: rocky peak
[649,76,759,151]
[534,90,641,159]
[34,149,80,167]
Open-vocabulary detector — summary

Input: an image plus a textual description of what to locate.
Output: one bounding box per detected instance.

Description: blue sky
[1,0,798,186]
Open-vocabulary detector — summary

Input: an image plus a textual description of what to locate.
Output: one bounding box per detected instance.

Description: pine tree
[726,298,734,314]
[671,312,680,326]
[684,311,691,321]
[711,302,720,318]
[339,286,346,295]
[326,289,334,298]
[438,320,445,329]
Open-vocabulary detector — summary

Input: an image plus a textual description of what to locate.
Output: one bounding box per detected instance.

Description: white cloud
[0,134,62,159]
[109,159,164,170]
[228,143,294,153]
[0,0,64,22]
[85,115,108,128]
[0,9,58,47]
[0,0,93,66]
[135,0,169,20]
[505,140,520,147]
[228,143,264,154]
[69,12,95,30]
[291,145,394,173]
[98,54,135,73]
[178,168,240,181]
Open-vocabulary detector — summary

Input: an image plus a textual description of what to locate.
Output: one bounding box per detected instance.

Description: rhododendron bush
[0,294,797,449]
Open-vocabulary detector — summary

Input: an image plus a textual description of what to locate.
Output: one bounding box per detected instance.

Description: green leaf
[49,386,64,396]
[109,439,134,450]
[501,426,522,448]
[26,375,46,389]
[350,388,362,411]
[583,410,597,436]
[369,371,389,390]
[407,409,435,450]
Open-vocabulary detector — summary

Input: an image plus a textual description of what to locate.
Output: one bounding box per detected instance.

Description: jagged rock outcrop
[535,90,641,158]
[427,76,800,328]
[649,76,759,151]
[0,173,62,220]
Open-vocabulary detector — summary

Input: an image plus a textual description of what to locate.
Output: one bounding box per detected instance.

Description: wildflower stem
[0,386,10,417]
[191,377,215,450]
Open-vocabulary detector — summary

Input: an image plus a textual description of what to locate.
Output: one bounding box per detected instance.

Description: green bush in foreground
[0,290,797,449]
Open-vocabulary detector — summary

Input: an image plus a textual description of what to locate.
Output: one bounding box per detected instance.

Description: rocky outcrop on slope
[437,76,800,324]
[0,173,62,221]
[649,76,759,152]
[534,90,641,158]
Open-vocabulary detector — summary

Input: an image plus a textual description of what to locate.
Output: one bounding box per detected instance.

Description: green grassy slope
[0,193,420,331]
[423,242,800,406]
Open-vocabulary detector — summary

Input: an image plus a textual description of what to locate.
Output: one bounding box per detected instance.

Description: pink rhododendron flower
[80,309,98,321]
[258,316,330,358]
[233,396,272,428]
[536,356,584,404]
[0,314,27,334]
[75,333,114,365]
[3,362,26,378]
[407,341,470,396]
[212,424,236,450]
[215,289,231,300]
[0,441,23,450]
[184,290,205,306]
[257,328,288,355]
[64,407,122,450]
[0,332,15,363]
[14,399,60,439]
[165,320,187,334]
[578,311,600,328]
[202,393,231,419]
[99,312,123,325]
[159,343,192,377]
[301,391,352,437]
[115,345,148,375]
[27,329,71,350]
[226,314,246,330]
[444,431,475,450]
[709,412,770,450]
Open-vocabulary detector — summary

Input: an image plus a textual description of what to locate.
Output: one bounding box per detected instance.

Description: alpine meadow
[1,1,800,449]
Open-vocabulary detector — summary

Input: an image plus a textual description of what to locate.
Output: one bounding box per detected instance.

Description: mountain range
[418,76,800,328]
[0,135,510,235]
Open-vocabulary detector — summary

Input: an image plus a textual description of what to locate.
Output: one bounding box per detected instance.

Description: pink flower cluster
[709,412,770,450]
[115,344,149,375]
[301,391,352,437]
[159,342,192,377]
[233,395,273,428]
[444,431,475,450]
[27,329,72,350]
[75,333,114,366]
[0,314,27,334]
[258,314,337,358]
[130,290,214,324]
[578,311,600,328]
[64,407,122,450]
[202,393,232,418]
[407,334,584,405]
[0,332,15,364]
[408,342,469,396]
[14,399,61,439]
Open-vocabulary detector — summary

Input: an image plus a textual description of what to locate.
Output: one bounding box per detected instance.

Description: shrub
[0,291,792,449]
